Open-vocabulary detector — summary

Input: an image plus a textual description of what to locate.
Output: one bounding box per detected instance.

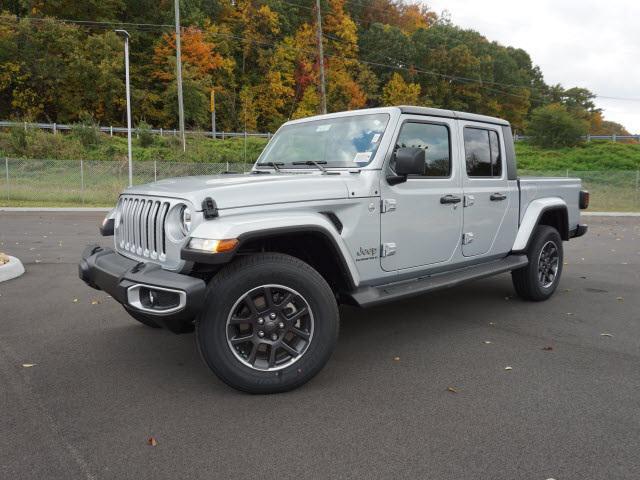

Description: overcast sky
[424,0,640,133]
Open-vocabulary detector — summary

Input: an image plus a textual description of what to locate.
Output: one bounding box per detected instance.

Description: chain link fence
[1,158,639,211]
[1,158,253,207]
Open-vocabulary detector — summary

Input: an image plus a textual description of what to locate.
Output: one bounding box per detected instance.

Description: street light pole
[115,29,133,187]
[174,0,186,152]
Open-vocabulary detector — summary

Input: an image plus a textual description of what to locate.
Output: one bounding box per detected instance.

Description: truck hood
[123,172,351,210]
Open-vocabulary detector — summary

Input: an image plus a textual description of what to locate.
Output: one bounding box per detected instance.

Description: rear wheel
[196,253,339,394]
[512,225,563,301]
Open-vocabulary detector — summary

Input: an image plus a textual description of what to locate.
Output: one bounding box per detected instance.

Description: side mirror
[387,147,425,185]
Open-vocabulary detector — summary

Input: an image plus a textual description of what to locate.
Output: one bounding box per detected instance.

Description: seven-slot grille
[116,196,170,261]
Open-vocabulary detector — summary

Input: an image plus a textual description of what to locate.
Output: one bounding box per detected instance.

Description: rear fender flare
[512,198,568,252]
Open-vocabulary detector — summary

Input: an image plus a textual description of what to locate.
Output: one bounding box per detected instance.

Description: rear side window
[394,122,451,177]
[464,128,502,177]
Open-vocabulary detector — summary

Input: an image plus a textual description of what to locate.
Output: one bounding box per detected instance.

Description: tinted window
[464,127,502,177]
[394,122,450,177]
[489,130,502,177]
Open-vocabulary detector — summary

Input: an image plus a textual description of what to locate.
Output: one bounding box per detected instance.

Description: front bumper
[79,245,206,331]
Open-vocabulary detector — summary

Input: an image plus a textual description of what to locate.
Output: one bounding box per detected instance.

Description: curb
[0,256,25,283]
[581,212,640,217]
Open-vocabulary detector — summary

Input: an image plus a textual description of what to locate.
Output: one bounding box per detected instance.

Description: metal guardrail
[2,120,638,142]
[0,120,271,140]
[514,134,640,142]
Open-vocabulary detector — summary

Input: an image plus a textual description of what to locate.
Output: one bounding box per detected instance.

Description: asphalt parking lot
[1,211,639,480]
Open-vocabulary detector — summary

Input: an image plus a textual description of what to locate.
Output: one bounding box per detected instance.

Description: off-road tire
[196,253,339,394]
[512,225,563,301]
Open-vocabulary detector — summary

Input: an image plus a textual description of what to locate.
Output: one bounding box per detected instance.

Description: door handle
[490,193,507,201]
[440,194,462,205]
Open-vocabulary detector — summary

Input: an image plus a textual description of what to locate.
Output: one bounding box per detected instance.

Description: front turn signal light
[187,237,239,253]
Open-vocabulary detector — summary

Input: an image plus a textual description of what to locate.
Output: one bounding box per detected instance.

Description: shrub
[137,121,154,148]
[71,114,101,148]
[9,127,28,151]
[527,103,589,148]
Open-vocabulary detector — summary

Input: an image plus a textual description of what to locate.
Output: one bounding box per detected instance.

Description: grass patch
[515,140,640,171]
[0,128,268,163]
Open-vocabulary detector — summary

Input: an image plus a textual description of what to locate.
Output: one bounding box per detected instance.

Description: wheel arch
[183,215,360,293]
[512,198,569,252]
[234,226,357,293]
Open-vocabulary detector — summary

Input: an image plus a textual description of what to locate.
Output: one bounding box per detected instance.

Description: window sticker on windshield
[371,133,381,143]
[354,152,372,164]
[316,124,332,132]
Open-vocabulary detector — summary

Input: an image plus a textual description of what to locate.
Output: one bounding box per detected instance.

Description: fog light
[127,284,187,314]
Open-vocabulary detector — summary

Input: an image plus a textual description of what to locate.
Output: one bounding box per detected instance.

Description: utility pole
[174,0,186,152]
[315,0,327,114]
[115,29,133,187]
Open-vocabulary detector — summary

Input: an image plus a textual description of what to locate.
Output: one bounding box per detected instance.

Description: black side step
[347,255,529,308]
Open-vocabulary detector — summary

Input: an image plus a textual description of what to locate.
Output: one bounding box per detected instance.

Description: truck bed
[519,176,582,230]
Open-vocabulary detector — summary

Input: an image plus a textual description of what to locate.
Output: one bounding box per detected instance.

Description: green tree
[527,104,589,148]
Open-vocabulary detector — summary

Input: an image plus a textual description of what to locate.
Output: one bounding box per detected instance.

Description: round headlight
[180,205,192,234]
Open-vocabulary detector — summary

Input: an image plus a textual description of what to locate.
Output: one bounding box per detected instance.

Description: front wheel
[196,253,339,394]
[512,225,563,301]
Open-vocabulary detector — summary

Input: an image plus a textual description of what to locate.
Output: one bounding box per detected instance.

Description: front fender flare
[512,197,567,252]
[182,212,360,288]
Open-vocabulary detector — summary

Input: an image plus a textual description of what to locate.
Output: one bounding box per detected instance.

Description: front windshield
[256,113,390,168]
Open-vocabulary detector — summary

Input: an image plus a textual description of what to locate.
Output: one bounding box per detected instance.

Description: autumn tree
[381,72,420,105]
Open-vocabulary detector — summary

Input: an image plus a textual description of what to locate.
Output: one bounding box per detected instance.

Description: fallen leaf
[447,387,458,393]
[22,363,37,368]
[392,356,400,362]
[147,437,157,447]
[504,366,513,371]
[542,346,553,351]
[600,333,613,337]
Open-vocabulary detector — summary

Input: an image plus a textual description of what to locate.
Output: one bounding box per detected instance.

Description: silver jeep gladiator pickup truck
[80,106,589,393]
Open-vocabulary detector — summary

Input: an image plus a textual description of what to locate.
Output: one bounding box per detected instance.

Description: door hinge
[464,195,475,207]
[462,232,474,245]
[381,242,397,257]
[381,198,397,213]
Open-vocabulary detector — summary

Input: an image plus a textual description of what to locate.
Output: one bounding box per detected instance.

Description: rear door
[459,123,512,257]
[379,116,463,271]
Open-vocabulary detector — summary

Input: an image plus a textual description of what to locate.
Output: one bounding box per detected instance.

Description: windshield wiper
[292,160,328,173]
[256,161,284,172]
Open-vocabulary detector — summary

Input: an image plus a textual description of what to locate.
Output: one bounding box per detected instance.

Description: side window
[394,122,451,177]
[464,127,502,177]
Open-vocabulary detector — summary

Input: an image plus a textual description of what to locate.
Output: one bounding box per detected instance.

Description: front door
[459,123,512,257]
[380,116,463,271]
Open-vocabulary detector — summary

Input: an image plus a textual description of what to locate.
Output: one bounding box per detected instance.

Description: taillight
[579,190,589,210]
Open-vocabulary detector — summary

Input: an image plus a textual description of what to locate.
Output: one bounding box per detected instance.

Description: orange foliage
[153,27,226,82]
